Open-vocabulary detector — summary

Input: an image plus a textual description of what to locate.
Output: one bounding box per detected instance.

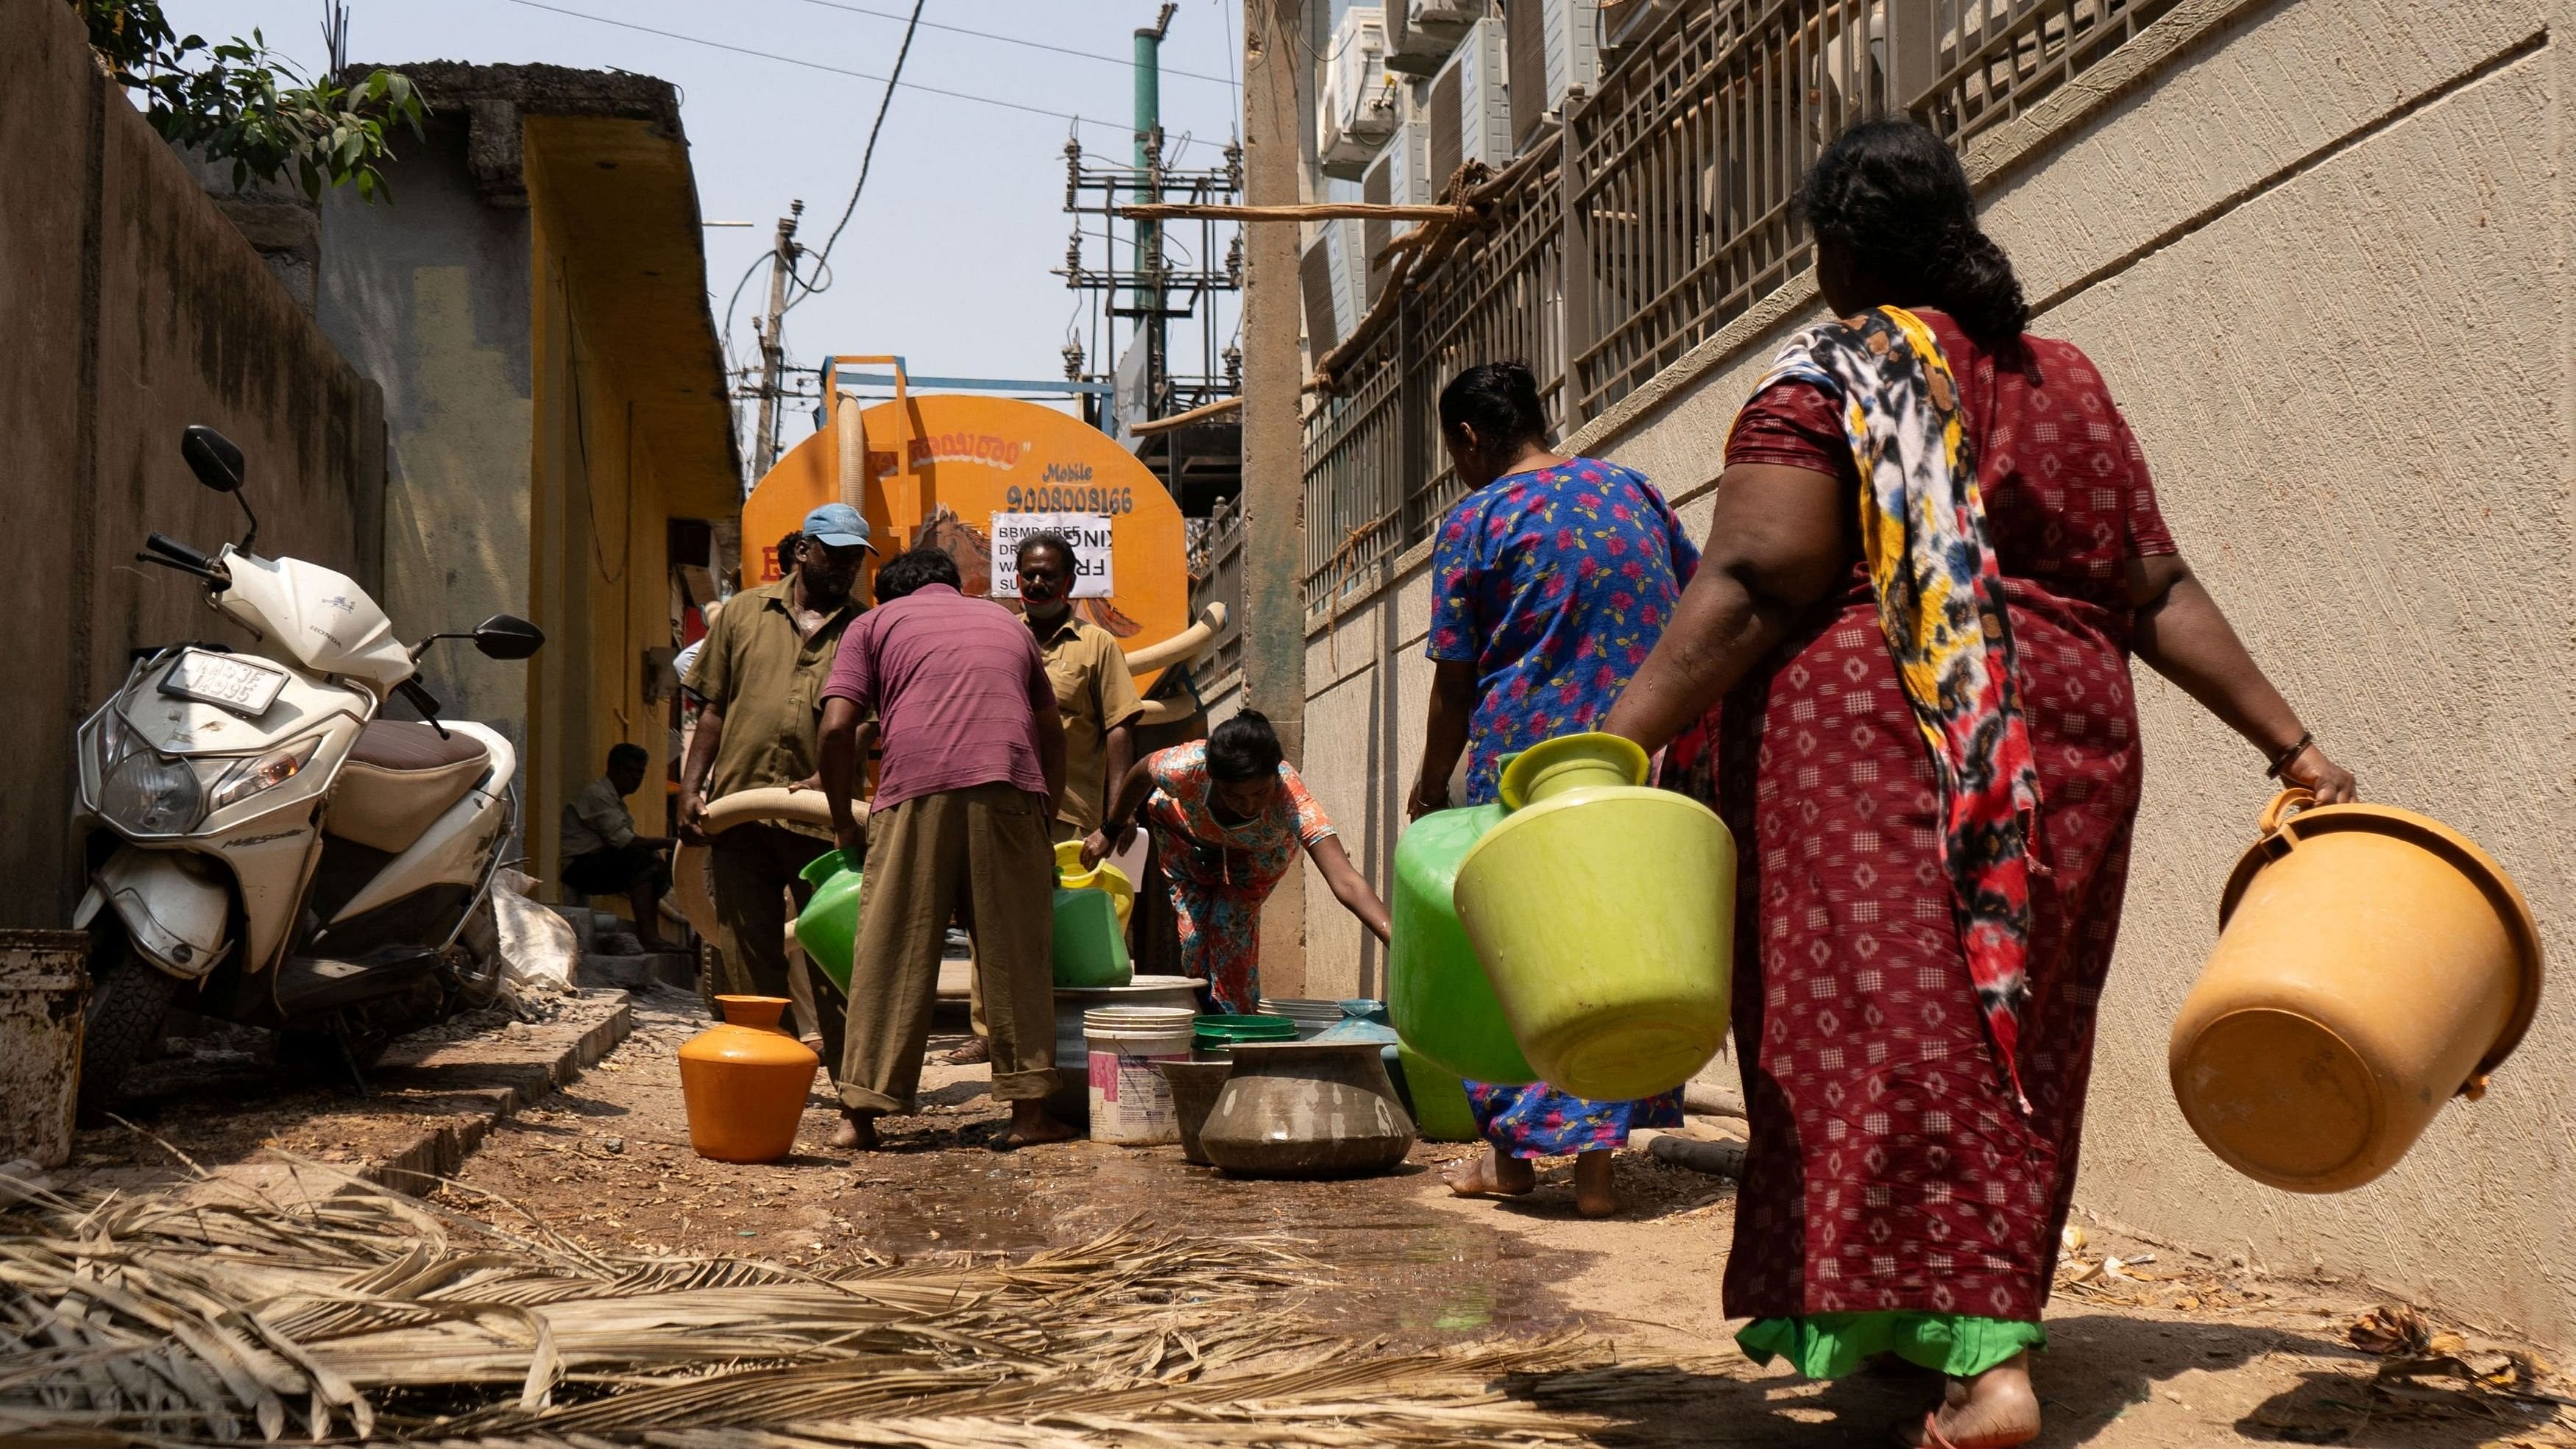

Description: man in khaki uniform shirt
[680,504,874,1066]
[948,530,1144,1065]
[1019,532,1147,840]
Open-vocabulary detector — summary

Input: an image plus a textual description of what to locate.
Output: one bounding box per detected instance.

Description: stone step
[583,951,698,993]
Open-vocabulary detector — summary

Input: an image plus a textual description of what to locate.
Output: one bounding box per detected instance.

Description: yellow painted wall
[525,146,679,911]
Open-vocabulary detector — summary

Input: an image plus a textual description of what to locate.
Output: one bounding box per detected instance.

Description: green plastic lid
[1193,1013,1298,1042]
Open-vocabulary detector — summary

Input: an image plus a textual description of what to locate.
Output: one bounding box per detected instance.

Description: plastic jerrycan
[1052,849,1133,987]
[2168,788,2544,1193]
[1453,732,1735,1102]
[1389,803,1537,1083]
[792,849,864,993]
[1054,838,1136,929]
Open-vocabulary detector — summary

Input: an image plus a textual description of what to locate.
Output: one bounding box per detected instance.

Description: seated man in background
[559,743,675,950]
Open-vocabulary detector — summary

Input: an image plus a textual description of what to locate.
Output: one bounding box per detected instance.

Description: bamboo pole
[1117,201,1472,223]
[1124,394,1243,435]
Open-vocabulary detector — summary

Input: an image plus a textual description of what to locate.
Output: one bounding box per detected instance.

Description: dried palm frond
[0,1157,1625,1446]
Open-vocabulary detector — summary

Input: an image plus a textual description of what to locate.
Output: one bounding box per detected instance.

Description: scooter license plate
[160,648,288,717]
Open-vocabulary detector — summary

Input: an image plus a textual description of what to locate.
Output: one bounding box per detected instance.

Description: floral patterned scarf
[1743,305,2044,1110]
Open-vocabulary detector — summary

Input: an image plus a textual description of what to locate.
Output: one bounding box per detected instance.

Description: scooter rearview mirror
[180,425,259,552]
[471,614,545,660]
[180,426,244,493]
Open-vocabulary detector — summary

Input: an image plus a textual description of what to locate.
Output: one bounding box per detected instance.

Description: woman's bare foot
[993,1102,1080,1151]
[1444,1145,1536,1198]
[944,1036,991,1066]
[1572,1149,1620,1217]
[1895,1353,2040,1448]
[828,1110,879,1152]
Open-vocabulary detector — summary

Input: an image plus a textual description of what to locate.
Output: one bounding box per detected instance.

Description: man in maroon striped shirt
[816,545,1075,1152]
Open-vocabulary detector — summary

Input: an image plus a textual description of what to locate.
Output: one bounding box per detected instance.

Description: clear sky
[163,0,1250,453]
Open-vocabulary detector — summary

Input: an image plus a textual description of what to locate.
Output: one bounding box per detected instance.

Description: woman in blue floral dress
[1409,362,1696,1218]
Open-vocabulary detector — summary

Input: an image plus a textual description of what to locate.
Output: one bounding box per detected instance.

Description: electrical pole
[1242,0,1308,996]
[1134,3,1178,422]
[751,199,804,479]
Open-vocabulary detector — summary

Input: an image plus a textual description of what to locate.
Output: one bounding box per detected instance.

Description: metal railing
[1302,325,1415,602]
[1919,0,2183,147]
[1186,497,1247,687]
[1568,0,1889,421]
[1301,0,2176,609]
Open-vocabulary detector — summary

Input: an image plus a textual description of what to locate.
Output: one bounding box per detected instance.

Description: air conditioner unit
[1299,217,1368,356]
[1599,0,1677,50]
[1387,0,1485,75]
[1414,0,1487,26]
[1320,7,1400,180]
[1428,14,1510,188]
[1360,108,1432,305]
[1509,0,1601,151]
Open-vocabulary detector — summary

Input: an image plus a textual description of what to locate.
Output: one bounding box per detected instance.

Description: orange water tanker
[737,359,1210,694]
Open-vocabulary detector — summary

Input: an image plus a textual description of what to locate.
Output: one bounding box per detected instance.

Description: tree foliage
[74,0,425,201]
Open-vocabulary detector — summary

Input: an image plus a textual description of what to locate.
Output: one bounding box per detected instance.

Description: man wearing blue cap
[679,503,877,1067]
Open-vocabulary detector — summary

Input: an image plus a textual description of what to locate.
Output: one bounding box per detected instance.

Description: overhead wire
[790,0,1234,85]
[786,0,922,313]
[1216,0,1240,125]
[716,250,768,373]
[495,0,1232,154]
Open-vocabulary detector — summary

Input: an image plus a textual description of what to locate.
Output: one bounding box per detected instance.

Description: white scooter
[69,425,545,1116]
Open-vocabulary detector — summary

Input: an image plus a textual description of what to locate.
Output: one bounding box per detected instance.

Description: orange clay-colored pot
[2169,790,2543,1194]
[677,995,819,1163]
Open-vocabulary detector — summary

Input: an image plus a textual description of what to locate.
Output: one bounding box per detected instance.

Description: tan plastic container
[2169,790,2543,1194]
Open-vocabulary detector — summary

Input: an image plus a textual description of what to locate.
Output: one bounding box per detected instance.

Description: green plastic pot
[1388,803,1536,1083]
[793,849,863,994]
[1395,1041,1480,1141]
[1053,885,1132,987]
[1454,732,1735,1101]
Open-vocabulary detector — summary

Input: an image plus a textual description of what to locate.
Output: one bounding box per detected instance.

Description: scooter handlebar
[144,533,214,570]
[132,549,229,587]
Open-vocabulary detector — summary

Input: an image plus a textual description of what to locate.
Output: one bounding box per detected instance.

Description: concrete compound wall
[521,173,682,899]
[317,118,535,743]
[0,0,384,929]
[1296,0,2576,1341]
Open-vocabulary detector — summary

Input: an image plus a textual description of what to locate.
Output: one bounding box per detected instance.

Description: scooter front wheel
[76,927,180,1124]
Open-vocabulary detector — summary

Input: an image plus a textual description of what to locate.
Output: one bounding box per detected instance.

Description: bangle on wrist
[2265,730,2315,780]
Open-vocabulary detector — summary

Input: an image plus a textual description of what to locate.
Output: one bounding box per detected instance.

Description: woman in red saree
[1602,119,2355,1448]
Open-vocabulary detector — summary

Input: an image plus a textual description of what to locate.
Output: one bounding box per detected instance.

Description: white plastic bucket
[1048,974,1200,1124]
[1085,1005,1195,1144]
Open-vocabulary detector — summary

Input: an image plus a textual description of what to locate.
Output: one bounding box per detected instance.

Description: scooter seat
[328,720,489,854]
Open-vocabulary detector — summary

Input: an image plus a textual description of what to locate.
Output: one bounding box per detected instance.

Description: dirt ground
[57,990,626,1193]
[397,985,2574,1448]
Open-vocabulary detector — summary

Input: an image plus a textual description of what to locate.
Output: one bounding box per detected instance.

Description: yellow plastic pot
[2170,789,2544,1194]
[1452,732,1735,1101]
[1053,838,1135,929]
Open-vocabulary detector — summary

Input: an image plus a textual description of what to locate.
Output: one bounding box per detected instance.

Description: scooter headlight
[207,737,319,815]
[100,746,205,835]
